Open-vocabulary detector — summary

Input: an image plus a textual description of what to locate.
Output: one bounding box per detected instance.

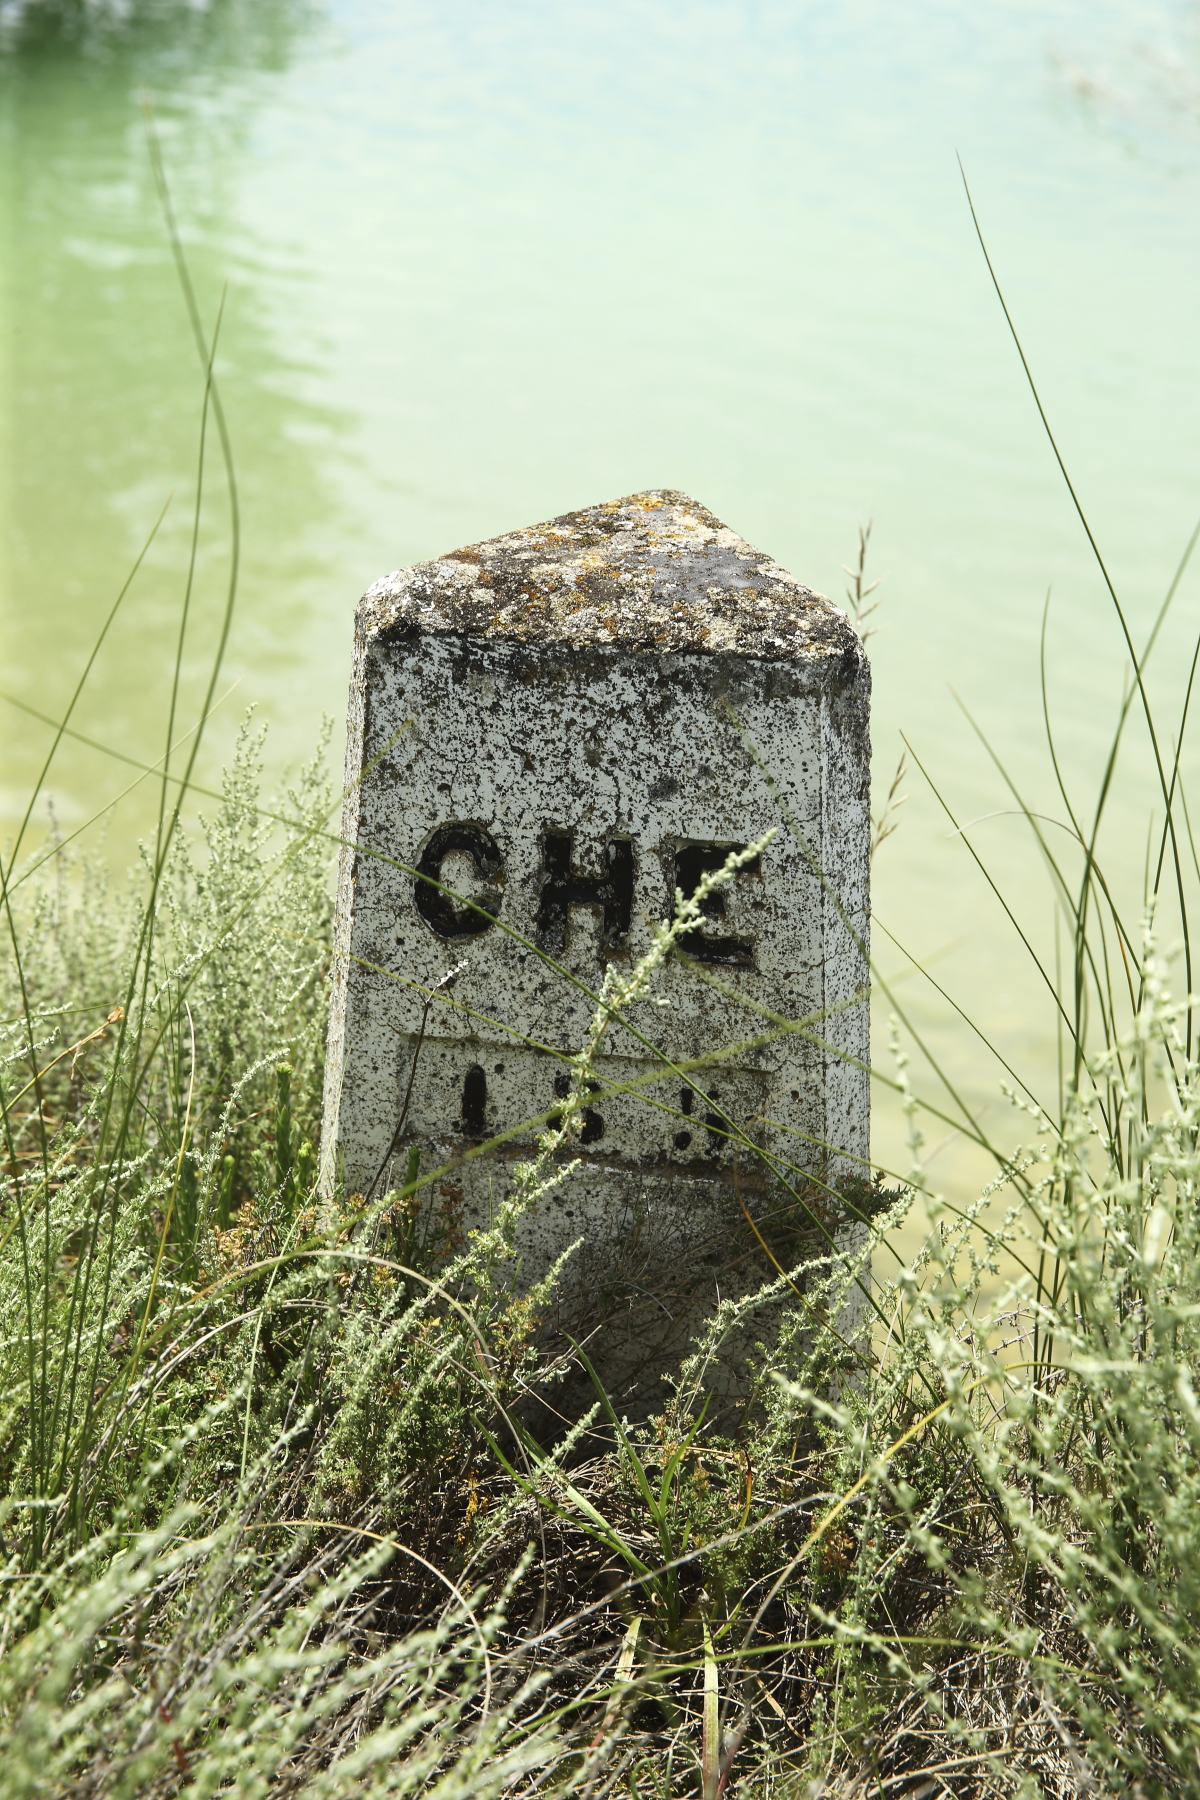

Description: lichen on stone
[359,489,862,668]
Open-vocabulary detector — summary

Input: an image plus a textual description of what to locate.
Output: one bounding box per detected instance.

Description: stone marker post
[321,490,869,1418]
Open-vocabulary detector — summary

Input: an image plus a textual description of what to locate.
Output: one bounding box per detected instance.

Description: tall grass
[4,150,1200,1797]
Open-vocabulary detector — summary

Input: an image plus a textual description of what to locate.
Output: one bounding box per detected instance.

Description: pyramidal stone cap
[322,489,870,1422]
[359,488,860,666]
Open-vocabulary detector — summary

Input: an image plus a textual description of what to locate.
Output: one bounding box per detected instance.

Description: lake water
[3,0,1200,1207]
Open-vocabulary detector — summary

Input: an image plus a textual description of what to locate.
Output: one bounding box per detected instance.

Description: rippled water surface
[3,0,1200,1193]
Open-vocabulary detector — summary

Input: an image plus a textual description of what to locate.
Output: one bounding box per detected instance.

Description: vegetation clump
[3,686,1200,1796]
[4,143,1200,1798]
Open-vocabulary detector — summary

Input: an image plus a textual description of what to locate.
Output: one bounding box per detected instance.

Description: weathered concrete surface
[320,489,870,1418]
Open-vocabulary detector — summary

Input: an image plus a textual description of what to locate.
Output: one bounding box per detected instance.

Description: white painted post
[321,490,870,1415]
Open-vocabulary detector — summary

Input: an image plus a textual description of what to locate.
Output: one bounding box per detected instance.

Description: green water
[4,0,1200,1196]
